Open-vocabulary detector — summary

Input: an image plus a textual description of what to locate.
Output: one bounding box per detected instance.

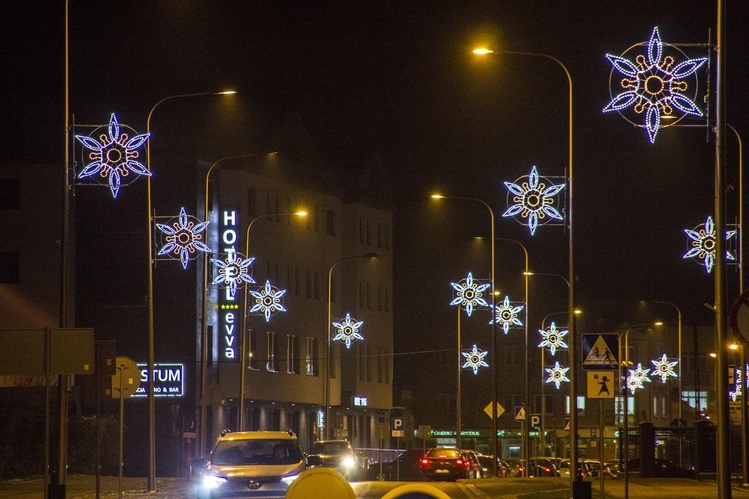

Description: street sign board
[111,356,141,399]
[514,406,526,421]
[586,371,616,398]
[391,417,405,437]
[581,333,619,370]
[530,414,541,432]
[730,288,749,343]
[484,402,505,419]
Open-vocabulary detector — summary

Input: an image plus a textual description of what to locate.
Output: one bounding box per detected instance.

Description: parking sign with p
[391,417,405,437]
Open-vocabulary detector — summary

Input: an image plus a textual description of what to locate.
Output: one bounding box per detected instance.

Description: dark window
[0,252,20,283]
[0,179,20,210]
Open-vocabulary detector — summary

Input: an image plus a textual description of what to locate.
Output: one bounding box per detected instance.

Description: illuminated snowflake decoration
[74,113,151,198]
[155,207,211,269]
[450,272,490,316]
[603,27,708,143]
[211,251,255,297]
[332,313,364,349]
[249,280,287,322]
[683,216,737,273]
[625,363,651,394]
[545,361,570,389]
[538,322,568,356]
[462,344,489,375]
[650,353,678,383]
[730,368,743,402]
[503,166,565,235]
[490,296,524,334]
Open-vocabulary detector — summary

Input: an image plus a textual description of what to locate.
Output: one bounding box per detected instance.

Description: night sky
[3,1,749,375]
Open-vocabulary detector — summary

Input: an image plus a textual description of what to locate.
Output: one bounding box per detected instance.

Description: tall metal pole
[456,308,462,449]
[727,123,746,486]
[325,254,377,440]
[146,90,235,490]
[238,211,306,430]
[714,1,730,496]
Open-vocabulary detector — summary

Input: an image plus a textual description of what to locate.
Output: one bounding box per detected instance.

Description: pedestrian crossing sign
[586,371,616,398]
[581,333,619,370]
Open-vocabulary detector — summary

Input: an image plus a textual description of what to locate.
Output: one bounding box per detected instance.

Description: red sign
[729,289,749,343]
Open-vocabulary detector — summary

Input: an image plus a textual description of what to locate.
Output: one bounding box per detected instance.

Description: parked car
[504,459,525,477]
[306,439,362,481]
[419,448,474,481]
[461,450,484,478]
[624,458,695,478]
[528,457,559,477]
[192,429,306,499]
[369,449,426,481]
[476,454,509,477]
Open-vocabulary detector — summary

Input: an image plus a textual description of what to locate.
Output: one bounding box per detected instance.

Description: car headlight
[341,456,356,469]
[202,475,228,489]
[281,474,300,486]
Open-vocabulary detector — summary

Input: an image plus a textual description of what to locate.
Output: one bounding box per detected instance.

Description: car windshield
[211,439,302,465]
[310,441,351,454]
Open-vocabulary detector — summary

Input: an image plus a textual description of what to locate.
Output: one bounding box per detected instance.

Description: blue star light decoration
[249,280,287,322]
[75,113,151,198]
[450,272,490,316]
[730,368,743,402]
[683,216,737,273]
[211,251,255,297]
[603,27,707,143]
[650,353,678,383]
[155,207,211,269]
[490,295,524,334]
[503,166,565,235]
[545,362,570,389]
[538,322,568,356]
[462,344,489,375]
[332,313,364,349]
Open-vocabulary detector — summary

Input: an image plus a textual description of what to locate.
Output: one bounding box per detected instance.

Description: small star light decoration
[490,295,524,334]
[650,353,678,383]
[545,361,570,389]
[249,280,287,322]
[332,313,364,349]
[627,363,651,394]
[155,207,211,269]
[538,322,568,356]
[211,251,255,297]
[462,344,489,375]
[450,272,490,316]
[683,216,737,273]
[730,368,743,402]
[603,27,708,144]
[74,113,151,198]
[503,165,565,235]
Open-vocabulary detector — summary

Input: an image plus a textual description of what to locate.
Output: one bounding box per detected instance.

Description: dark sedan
[419,448,473,481]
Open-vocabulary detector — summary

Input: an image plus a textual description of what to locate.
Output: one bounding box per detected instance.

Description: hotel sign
[219,207,241,362]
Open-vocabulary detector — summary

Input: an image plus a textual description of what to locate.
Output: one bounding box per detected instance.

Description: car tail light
[456,458,464,467]
[420,458,430,467]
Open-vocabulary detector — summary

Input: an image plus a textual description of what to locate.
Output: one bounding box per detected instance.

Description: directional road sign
[514,406,526,421]
[581,333,619,370]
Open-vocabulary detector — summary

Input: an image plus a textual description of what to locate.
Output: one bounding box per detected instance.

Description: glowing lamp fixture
[156,207,211,269]
[249,280,287,322]
[74,113,151,198]
[603,26,708,143]
[503,165,565,235]
[450,272,490,316]
[462,344,489,374]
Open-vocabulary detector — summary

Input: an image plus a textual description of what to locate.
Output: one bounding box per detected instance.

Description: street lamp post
[325,253,378,440]
[237,210,306,431]
[145,90,235,490]
[433,194,497,476]
[199,153,271,455]
[473,48,574,483]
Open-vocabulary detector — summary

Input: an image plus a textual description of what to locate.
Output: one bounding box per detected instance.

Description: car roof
[217,430,297,442]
